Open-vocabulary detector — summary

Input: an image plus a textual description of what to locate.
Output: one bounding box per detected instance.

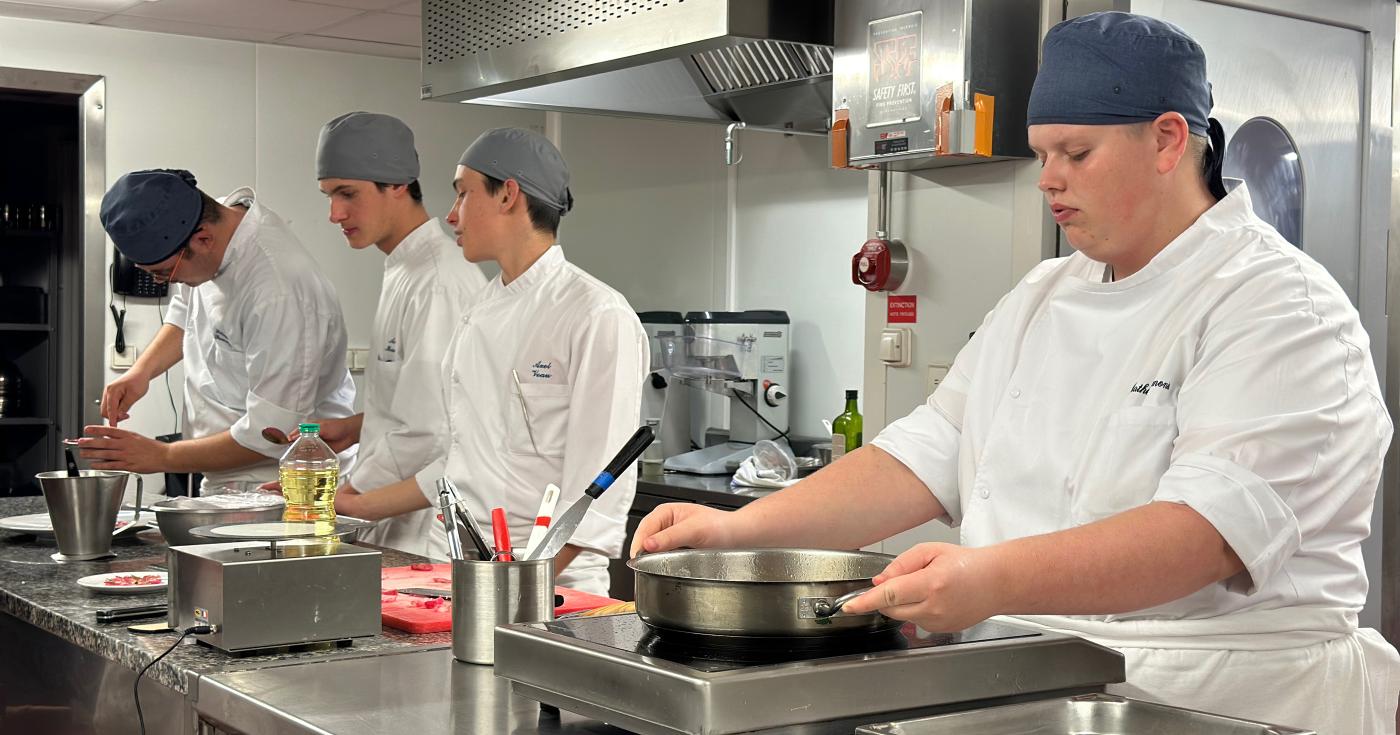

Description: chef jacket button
[979,487,990,499]
[1009,388,1021,399]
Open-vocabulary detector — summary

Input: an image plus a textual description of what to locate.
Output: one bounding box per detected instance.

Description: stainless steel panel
[169,542,382,652]
[423,0,834,128]
[1,610,192,735]
[855,693,1315,734]
[494,620,1125,735]
[194,648,628,735]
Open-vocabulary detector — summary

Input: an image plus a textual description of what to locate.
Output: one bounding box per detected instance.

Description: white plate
[0,510,149,538]
[76,570,168,595]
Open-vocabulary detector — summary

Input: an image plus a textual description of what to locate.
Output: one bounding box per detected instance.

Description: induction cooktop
[494,614,1126,735]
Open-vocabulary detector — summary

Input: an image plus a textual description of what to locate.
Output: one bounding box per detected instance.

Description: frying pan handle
[813,586,874,618]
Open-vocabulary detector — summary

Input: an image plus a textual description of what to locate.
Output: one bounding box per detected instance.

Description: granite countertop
[0,496,450,694]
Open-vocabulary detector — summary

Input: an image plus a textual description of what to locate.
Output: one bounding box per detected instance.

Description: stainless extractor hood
[420,0,835,131]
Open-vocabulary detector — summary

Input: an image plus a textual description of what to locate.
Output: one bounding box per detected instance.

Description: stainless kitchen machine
[661,310,790,474]
[167,525,381,654]
[638,311,694,465]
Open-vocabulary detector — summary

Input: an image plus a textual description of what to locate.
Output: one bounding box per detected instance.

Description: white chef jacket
[873,184,1399,733]
[164,188,357,492]
[413,245,648,595]
[355,219,487,557]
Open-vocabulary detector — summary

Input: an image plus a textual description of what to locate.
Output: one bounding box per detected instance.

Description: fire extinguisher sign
[887,295,917,323]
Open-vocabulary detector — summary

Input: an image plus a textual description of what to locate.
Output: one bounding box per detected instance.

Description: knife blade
[527,426,654,562]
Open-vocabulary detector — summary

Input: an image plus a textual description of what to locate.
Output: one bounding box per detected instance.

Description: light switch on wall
[879,328,912,367]
[111,345,136,371]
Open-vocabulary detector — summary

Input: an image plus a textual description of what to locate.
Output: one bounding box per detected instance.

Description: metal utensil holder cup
[452,556,554,665]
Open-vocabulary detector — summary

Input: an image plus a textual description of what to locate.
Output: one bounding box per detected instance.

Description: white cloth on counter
[872,183,1398,729]
[352,219,487,558]
[413,245,648,595]
[730,456,799,489]
[164,188,356,492]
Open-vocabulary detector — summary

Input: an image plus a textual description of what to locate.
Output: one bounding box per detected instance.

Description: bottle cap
[845,389,858,400]
[299,423,320,433]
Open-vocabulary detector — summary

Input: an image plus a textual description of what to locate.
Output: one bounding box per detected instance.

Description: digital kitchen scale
[494,614,1126,735]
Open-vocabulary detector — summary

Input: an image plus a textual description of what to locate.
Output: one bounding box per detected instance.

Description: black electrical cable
[135,626,211,735]
[729,388,790,440]
[155,298,179,435]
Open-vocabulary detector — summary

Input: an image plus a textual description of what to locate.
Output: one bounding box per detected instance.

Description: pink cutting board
[380,563,619,633]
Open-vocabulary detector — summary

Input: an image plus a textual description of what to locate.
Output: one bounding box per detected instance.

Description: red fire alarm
[852,237,909,292]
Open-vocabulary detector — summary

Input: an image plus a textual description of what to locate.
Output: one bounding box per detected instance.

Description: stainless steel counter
[194,648,630,735]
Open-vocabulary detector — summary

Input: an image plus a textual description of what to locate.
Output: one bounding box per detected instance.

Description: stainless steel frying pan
[628,548,898,637]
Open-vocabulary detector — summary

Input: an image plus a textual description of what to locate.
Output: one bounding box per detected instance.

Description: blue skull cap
[1028,11,1212,135]
[100,169,203,265]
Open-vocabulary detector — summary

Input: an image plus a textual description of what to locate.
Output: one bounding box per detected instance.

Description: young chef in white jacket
[302,112,488,556]
[349,128,648,595]
[632,12,1400,733]
[82,170,356,493]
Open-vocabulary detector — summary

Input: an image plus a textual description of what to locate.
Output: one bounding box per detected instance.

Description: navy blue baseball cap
[100,169,204,265]
[1027,12,1226,198]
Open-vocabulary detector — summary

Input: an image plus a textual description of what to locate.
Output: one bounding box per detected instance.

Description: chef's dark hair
[374,180,424,203]
[481,174,560,236]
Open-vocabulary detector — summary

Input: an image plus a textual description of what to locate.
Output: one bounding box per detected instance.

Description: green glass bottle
[830,390,863,459]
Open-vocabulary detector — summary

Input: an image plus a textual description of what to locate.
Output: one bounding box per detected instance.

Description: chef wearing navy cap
[633,12,1399,731]
[81,169,356,494]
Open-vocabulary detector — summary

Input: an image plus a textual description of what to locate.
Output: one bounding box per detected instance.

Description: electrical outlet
[926,362,950,396]
[111,345,137,371]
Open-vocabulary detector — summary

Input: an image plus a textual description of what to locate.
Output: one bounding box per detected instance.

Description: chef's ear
[499,178,522,212]
[187,224,215,253]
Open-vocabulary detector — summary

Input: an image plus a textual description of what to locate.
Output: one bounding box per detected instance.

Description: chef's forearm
[163,431,268,473]
[985,501,1245,616]
[128,324,185,380]
[339,479,430,521]
[732,445,945,550]
[555,544,583,573]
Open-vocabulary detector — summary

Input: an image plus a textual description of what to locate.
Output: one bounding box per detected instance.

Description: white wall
[731,132,868,437]
[0,17,541,499]
[557,113,728,312]
[556,113,869,443]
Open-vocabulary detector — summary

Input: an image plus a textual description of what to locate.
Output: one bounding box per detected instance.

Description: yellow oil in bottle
[281,466,339,536]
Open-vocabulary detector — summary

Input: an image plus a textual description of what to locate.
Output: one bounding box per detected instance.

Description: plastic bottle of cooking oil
[280,423,339,538]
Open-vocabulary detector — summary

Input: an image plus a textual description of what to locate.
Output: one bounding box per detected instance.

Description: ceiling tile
[121,0,361,35]
[277,33,419,59]
[313,11,417,46]
[0,1,108,22]
[296,0,405,10]
[97,14,285,42]
[387,1,418,17]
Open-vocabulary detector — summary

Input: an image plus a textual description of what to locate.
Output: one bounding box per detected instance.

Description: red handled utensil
[491,507,513,562]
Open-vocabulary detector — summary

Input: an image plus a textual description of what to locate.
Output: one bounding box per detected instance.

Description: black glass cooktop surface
[539,614,1040,673]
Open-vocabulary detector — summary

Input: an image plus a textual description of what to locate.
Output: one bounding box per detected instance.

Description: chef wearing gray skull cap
[354,127,647,594]
[631,12,1398,731]
[293,111,487,559]
[81,169,356,493]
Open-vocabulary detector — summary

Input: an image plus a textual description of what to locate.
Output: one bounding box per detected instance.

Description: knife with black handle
[526,425,654,562]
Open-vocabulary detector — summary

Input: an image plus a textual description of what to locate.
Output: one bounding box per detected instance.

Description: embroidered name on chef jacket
[531,361,553,379]
[1130,379,1172,396]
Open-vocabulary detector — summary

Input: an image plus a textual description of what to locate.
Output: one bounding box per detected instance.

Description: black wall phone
[111,247,168,299]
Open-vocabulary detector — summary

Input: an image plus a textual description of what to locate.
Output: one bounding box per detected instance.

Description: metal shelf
[0,418,52,426]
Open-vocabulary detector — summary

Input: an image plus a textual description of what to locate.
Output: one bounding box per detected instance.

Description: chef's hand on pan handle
[839,542,1002,633]
[99,370,151,427]
[629,503,740,557]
